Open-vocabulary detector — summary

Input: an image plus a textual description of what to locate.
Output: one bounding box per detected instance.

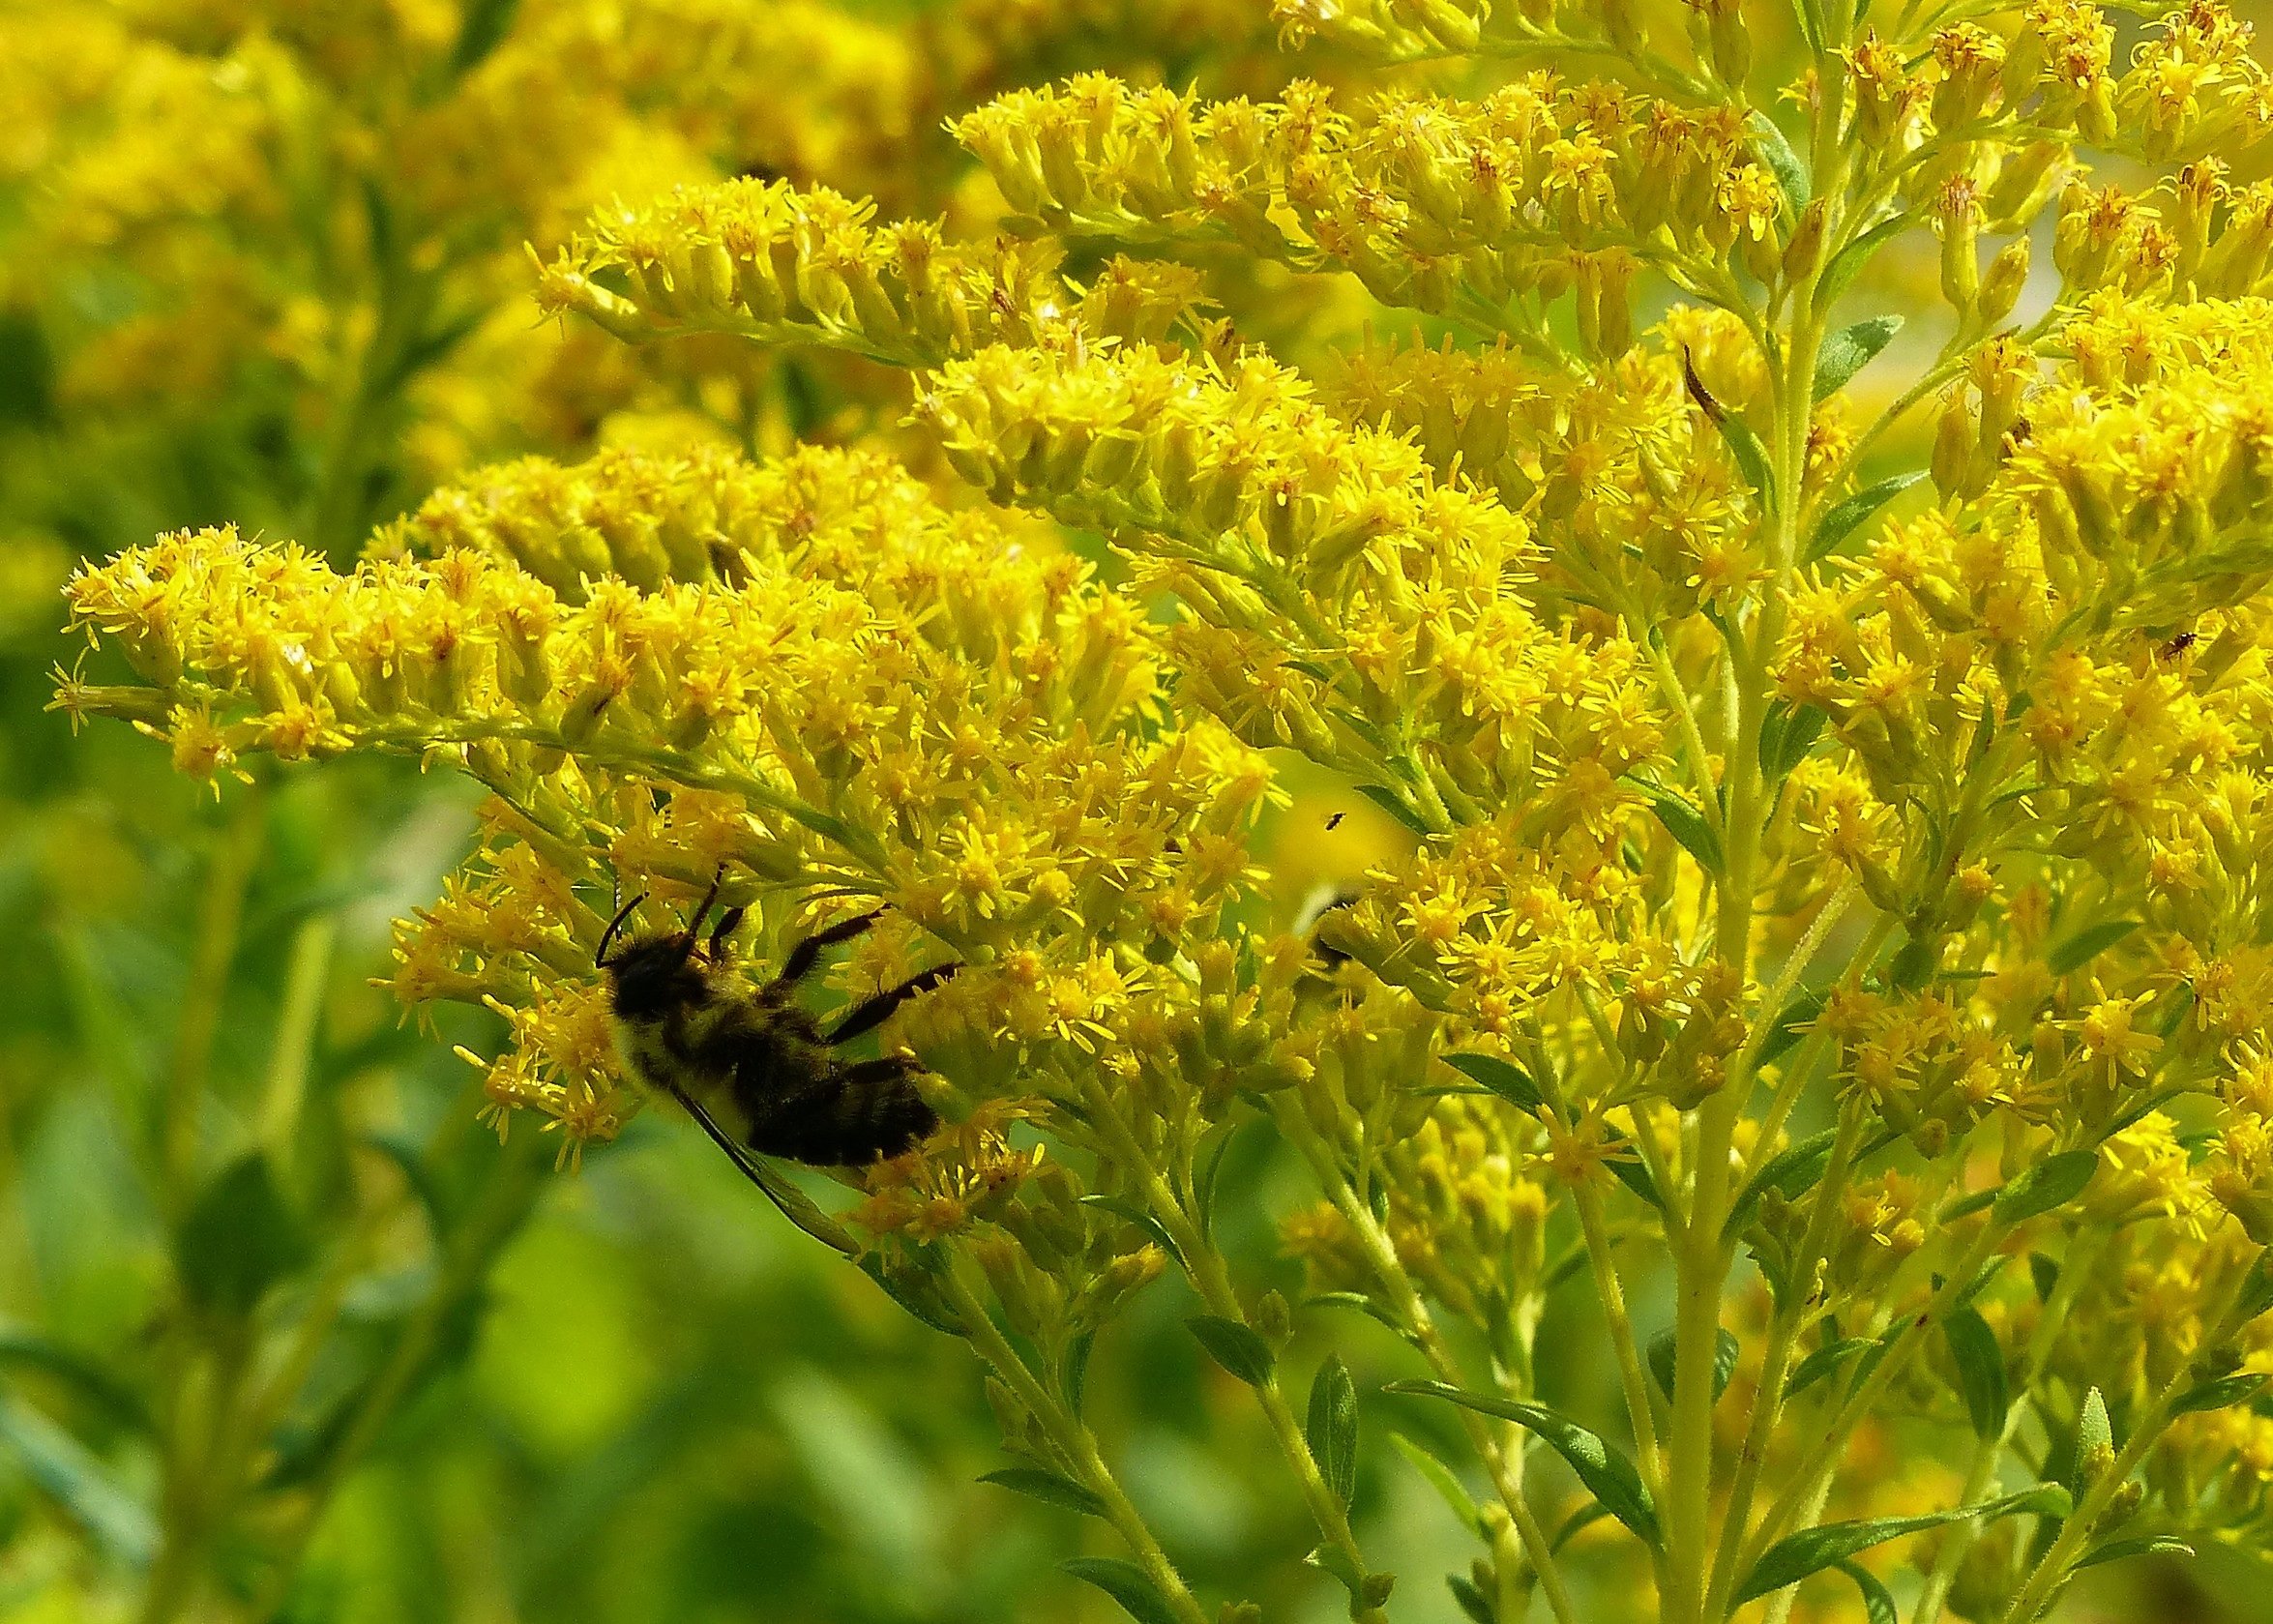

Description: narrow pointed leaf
[1737,1485,2071,1601]
[1186,1314,1275,1387]
[1443,1051,1545,1113]
[2171,1372,2270,1415]
[1992,1150,2098,1224]
[1082,1196,1184,1264]
[2048,919,2140,975]
[1942,1306,2009,1438]
[1638,784,1726,875]
[2078,1534,2193,1568]
[1835,1560,1898,1624]
[1355,782,1432,837]
[1788,1338,1875,1398]
[1814,315,1903,400]
[981,1467,1106,1517]
[1384,1379,1662,1548]
[1308,1356,1360,1507]
[1727,1128,1842,1237]
[1648,1327,1741,1404]
[1390,1431,1485,1535]
[1750,111,1810,211]
[1818,212,1911,312]
[1807,470,1926,562]
[1061,1557,1182,1624]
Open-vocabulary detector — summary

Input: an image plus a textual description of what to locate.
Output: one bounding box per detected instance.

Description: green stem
[1083,1084,1388,1621]
[1743,1217,2005,1573]
[1702,1102,1865,1619]
[242,1127,547,1619]
[162,785,270,1217]
[934,1262,1210,1624]
[1574,1170,1668,1495]
[1912,1229,2106,1624]
[1999,1256,2264,1624]
[260,912,338,1167]
[1268,1099,1582,1624]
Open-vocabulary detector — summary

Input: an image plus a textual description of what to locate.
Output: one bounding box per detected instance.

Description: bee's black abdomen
[748,1057,937,1166]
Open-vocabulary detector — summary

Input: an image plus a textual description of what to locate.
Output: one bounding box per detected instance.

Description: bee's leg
[826,962,961,1046]
[708,905,747,956]
[767,906,888,992]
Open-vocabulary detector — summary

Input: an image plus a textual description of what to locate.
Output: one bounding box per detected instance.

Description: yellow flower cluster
[540,177,1212,365]
[952,73,1773,331]
[62,443,1278,1152]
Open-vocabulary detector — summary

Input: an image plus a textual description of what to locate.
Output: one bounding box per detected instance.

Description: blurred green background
[4,1,2272,1620]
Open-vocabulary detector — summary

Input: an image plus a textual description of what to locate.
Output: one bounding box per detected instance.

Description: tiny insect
[598,871,959,1174]
[1325,812,1346,831]
[2157,629,2198,661]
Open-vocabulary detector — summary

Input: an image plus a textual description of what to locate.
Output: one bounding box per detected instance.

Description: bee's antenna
[596,887,649,968]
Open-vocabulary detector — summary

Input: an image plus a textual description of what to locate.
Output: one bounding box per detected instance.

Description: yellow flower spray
[50,0,2273,1619]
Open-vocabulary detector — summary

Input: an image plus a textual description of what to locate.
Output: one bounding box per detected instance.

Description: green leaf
[1186,1314,1275,1387]
[1807,470,1927,563]
[1756,989,1828,1070]
[1759,701,1830,783]
[1552,1501,1613,1552]
[449,0,521,74]
[2078,1534,2193,1569]
[1736,1485,2072,1601]
[1727,1128,1841,1238]
[1447,1574,1496,1624]
[0,1394,159,1567]
[1384,1379,1662,1548]
[1638,783,1727,876]
[1942,1307,2010,1438]
[2029,1253,2061,1303]
[1081,1196,1184,1264]
[1993,1150,2099,1224]
[1749,111,1810,213]
[1814,316,1904,401]
[1061,1331,1094,1417]
[2070,1386,2112,1495]
[1835,1560,1898,1624]
[1605,1152,1666,1213]
[981,1466,1106,1517]
[1195,1124,1243,1247]
[175,1154,310,1317]
[1789,1338,1875,1398]
[1442,1052,1545,1113]
[1355,782,1432,837]
[1303,1541,1364,1593]
[0,1331,152,1434]
[1390,1431,1485,1536]
[1308,1356,1360,1508]
[1648,1327,1740,1404]
[2236,1254,2273,1323]
[856,1255,960,1335]
[1718,414,1779,513]
[2172,1372,2271,1415]
[2048,919,2141,976]
[1061,1557,1182,1624]
[1817,212,1911,313]
[1305,1290,1408,1337]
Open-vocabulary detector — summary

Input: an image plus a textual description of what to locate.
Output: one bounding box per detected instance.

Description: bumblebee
[598,872,959,1170]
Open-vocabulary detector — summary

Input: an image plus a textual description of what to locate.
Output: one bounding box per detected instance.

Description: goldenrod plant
[39,0,2273,1619]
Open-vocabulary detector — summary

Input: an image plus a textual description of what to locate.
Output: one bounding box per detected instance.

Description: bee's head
[601,931,711,1021]
[595,879,719,1019]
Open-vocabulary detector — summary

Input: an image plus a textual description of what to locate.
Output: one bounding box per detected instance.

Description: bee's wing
[667,1085,862,1257]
